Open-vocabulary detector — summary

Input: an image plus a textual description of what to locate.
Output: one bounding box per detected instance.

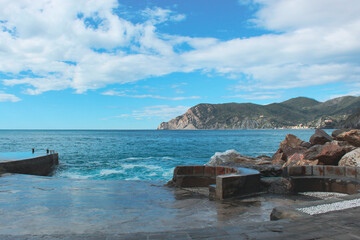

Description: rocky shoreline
[206,129,360,177]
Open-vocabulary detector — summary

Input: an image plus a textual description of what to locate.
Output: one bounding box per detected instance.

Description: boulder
[261,178,293,194]
[335,129,360,147]
[336,141,357,153]
[338,148,360,167]
[309,129,333,145]
[255,155,272,165]
[206,149,259,165]
[303,141,346,165]
[270,207,306,221]
[332,129,348,139]
[271,150,286,165]
[282,153,318,167]
[257,155,272,160]
[207,149,243,165]
[272,134,310,160]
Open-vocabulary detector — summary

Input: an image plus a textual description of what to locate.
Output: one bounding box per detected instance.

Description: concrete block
[193,166,204,175]
[324,166,345,177]
[288,166,303,176]
[215,173,260,200]
[287,166,312,176]
[216,166,225,176]
[282,167,289,178]
[216,175,245,200]
[174,166,193,175]
[345,167,357,179]
[179,176,215,187]
[292,177,325,192]
[323,179,331,192]
[208,185,216,200]
[330,179,347,194]
[215,176,224,199]
[313,166,324,176]
[303,166,313,176]
[242,174,261,193]
[346,182,359,194]
[356,168,360,180]
[204,166,216,176]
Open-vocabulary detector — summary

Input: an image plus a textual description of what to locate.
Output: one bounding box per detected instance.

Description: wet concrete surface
[0,174,321,236]
[0,152,46,162]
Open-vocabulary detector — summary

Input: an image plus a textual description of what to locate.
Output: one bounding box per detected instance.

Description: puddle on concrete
[0,174,323,235]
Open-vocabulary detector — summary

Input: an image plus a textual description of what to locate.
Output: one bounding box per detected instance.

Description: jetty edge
[0,151,59,176]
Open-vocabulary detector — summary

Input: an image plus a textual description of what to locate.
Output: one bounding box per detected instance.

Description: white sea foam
[121,164,161,170]
[99,169,124,176]
[58,172,93,180]
[206,149,242,165]
[162,169,174,178]
[125,176,140,181]
[124,157,153,160]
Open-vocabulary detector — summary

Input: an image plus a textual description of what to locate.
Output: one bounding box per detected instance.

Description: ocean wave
[125,176,140,181]
[123,157,154,160]
[121,164,161,170]
[57,172,93,180]
[99,169,125,176]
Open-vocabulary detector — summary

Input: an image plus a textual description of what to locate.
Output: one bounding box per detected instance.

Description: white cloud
[252,0,360,31]
[132,105,189,119]
[0,0,183,94]
[224,91,283,100]
[102,90,200,100]
[171,83,188,88]
[141,7,186,24]
[0,91,21,102]
[114,105,189,120]
[182,0,360,91]
[0,0,360,98]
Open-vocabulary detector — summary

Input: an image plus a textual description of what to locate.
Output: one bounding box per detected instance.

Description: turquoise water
[0,129,332,181]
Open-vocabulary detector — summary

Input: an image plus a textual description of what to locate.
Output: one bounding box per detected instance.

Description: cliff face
[158,104,216,130]
[157,96,360,130]
[338,110,360,129]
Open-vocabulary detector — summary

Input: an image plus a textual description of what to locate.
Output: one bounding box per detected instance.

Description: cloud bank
[0,0,359,99]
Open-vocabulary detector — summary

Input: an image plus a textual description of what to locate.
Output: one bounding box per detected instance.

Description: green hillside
[158,96,360,129]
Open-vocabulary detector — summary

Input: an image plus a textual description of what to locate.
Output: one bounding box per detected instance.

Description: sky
[0,0,360,129]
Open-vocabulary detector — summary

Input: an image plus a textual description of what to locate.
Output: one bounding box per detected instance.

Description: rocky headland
[206,129,360,177]
[158,96,360,130]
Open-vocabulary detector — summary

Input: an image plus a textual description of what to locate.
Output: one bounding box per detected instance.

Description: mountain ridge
[157,96,360,130]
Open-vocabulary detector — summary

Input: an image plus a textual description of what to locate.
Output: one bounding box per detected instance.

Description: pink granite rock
[303,141,346,165]
[338,148,360,167]
[309,129,333,145]
[335,129,360,147]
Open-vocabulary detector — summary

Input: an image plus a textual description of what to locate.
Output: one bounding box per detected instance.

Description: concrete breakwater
[168,129,360,220]
[169,165,261,200]
[0,152,59,176]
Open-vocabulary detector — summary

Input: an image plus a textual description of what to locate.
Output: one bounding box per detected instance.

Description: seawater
[0,129,332,182]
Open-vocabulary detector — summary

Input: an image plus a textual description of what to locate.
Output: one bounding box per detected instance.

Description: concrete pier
[0,152,59,176]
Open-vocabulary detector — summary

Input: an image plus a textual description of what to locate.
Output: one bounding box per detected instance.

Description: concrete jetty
[0,151,59,176]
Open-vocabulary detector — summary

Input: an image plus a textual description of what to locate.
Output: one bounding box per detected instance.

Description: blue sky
[0,0,359,129]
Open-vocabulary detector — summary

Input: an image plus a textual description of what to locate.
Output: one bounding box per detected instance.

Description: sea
[0,129,333,182]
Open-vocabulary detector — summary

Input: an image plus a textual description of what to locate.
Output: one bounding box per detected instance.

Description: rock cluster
[206,129,360,172]
[271,129,360,167]
[207,149,272,166]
